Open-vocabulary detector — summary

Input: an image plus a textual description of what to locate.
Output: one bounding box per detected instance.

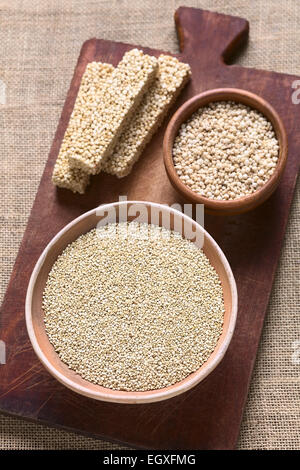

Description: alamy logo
[96,197,205,247]
[291,80,300,104]
[0,340,6,364]
[0,78,6,105]
[291,340,300,365]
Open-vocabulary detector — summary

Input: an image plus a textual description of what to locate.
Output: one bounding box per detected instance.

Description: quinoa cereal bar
[52,61,114,193]
[103,55,191,178]
[68,49,158,175]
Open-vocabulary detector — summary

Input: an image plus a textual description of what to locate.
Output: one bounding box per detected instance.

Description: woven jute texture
[0,0,299,450]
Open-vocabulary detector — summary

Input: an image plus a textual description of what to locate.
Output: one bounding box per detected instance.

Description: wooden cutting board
[0,7,299,449]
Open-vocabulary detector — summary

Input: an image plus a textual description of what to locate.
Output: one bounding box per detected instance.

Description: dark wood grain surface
[0,7,299,449]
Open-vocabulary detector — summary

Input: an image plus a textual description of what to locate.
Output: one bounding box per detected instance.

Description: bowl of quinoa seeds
[42,222,225,392]
[173,101,280,200]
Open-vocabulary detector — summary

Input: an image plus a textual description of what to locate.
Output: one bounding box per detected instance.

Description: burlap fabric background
[0,0,299,450]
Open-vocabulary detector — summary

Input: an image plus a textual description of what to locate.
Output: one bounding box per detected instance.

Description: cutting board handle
[175,7,249,65]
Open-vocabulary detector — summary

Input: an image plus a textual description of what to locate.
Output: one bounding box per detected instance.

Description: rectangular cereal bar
[52,61,114,193]
[68,49,158,175]
[103,55,191,178]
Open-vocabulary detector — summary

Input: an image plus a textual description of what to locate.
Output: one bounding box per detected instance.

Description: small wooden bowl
[163,88,288,215]
[26,201,237,404]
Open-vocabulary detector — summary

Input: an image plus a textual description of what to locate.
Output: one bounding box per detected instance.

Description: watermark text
[291,80,300,104]
[95,197,204,247]
[0,79,6,105]
[0,340,6,364]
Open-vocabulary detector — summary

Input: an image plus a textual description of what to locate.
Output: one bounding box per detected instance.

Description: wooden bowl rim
[163,88,288,213]
[25,200,238,404]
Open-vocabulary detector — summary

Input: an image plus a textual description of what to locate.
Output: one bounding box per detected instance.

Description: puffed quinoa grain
[43,222,224,392]
[103,55,191,178]
[52,62,114,193]
[173,101,280,200]
[68,49,158,175]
